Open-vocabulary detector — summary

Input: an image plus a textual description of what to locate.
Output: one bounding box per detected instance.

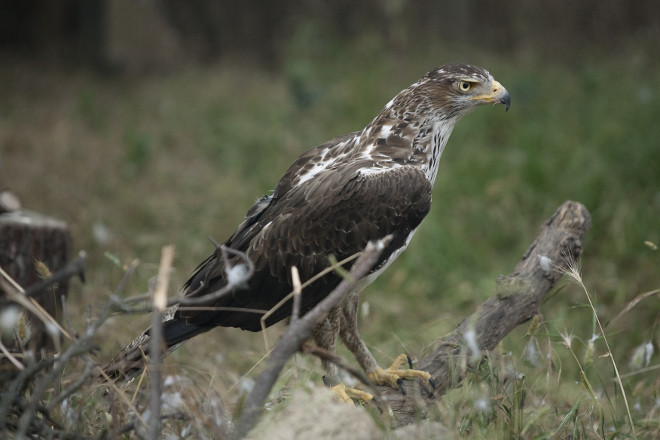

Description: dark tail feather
[162,315,213,347]
[101,314,213,381]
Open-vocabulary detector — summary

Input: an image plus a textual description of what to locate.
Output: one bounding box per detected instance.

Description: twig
[0,266,73,342]
[290,266,302,323]
[0,338,25,370]
[233,236,391,439]
[148,245,175,440]
[259,251,362,352]
[115,243,254,310]
[177,306,268,315]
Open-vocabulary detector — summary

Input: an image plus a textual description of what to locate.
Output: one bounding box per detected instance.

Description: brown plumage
[105,63,510,383]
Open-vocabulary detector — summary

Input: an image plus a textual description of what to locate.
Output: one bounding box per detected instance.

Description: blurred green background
[1,0,658,403]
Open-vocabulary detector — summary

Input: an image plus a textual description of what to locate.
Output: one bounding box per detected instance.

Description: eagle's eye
[457,80,472,92]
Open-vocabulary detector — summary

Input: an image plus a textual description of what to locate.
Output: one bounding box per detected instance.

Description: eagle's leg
[339,291,434,393]
[312,306,374,403]
[311,306,341,386]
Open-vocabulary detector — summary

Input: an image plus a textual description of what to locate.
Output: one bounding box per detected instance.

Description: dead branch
[147,245,174,440]
[373,200,592,426]
[111,241,254,313]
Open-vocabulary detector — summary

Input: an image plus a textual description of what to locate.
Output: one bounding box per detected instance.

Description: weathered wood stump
[375,200,592,426]
[0,208,72,353]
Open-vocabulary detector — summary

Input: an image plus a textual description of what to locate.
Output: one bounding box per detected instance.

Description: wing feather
[179,153,431,331]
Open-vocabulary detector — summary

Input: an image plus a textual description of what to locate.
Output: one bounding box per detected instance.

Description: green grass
[1,40,658,437]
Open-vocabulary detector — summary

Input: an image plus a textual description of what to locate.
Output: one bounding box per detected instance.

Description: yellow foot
[331,383,375,404]
[367,353,435,394]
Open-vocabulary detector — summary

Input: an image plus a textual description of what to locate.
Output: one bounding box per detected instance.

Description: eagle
[105,63,510,398]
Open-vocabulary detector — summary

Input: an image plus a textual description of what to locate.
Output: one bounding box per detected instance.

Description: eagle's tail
[101,313,213,381]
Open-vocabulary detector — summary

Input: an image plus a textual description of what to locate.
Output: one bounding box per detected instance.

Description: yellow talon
[331,383,374,404]
[367,368,400,389]
[390,353,410,370]
[367,353,434,391]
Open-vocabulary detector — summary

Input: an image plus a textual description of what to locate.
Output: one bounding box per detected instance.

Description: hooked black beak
[500,89,511,112]
[469,79,510,112]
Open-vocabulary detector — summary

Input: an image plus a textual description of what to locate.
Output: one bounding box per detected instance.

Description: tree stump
[0,209,72,354]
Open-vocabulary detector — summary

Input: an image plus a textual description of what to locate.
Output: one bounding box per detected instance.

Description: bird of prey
[105,63,510,398]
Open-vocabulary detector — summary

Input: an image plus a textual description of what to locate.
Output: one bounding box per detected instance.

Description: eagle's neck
[358,107,459,185]
[416,116,458,184]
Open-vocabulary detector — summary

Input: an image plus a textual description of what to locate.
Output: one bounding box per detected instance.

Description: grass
[1,37,659,437]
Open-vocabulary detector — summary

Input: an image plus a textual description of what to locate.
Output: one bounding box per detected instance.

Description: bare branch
[0,267,73,342]
[148,245,175,440]
[0,338,24,370]
[113,242,254,311]
[290,266,302,323]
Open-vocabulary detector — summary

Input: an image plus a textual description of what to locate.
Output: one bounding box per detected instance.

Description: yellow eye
[458,81,472,92]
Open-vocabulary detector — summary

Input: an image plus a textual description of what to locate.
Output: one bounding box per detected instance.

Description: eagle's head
[384,63,510,123]
[423,63,510,117]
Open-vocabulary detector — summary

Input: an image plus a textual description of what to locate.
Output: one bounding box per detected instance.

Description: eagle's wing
[179,146,432,331]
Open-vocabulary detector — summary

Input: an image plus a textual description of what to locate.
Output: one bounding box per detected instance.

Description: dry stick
[373,200,592,427]
[0,338,24,370]
[0,268,73,342]
[233,236,392,439]
[259,252,362,349]
[147,245,175,440]
[290,266,302,323]
[116,243,254,311]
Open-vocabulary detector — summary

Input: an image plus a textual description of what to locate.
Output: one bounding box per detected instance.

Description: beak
[470,80,510,112]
